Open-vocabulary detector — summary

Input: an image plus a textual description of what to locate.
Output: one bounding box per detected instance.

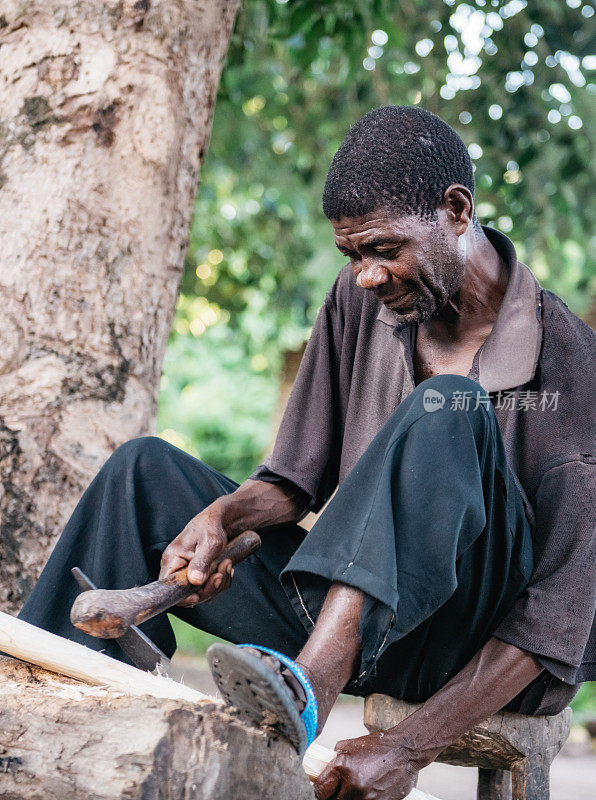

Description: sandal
[207,642,318,756]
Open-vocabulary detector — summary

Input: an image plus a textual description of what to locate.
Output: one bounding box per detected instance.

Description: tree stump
[0,655,314,800]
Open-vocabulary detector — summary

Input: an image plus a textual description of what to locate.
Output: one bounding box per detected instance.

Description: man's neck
[424,227,509,342]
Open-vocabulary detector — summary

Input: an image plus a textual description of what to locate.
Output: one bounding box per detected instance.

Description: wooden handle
[70,530,261,639]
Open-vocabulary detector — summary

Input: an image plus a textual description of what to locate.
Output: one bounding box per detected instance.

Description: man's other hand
[159,503,231,606]
[314,640,544,800]
[314,732,418,800]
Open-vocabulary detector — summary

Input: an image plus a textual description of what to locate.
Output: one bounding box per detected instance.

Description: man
[21,106,595,799]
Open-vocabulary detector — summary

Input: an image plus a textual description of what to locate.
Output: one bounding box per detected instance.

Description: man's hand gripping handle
[70,530,261,639]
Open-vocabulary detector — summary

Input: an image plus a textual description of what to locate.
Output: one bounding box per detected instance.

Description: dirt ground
[171,653,596,800]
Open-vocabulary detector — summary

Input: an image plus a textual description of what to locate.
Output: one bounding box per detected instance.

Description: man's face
[331,207,466,325]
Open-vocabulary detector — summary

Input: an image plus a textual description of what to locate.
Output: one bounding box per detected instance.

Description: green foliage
[169,615,223,656]
[157,318,277,482]
[159,0,595,476]
[570,680,596,720]
[187,0,594,326]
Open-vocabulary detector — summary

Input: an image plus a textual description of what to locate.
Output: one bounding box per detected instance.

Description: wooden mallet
[70,530,261,639]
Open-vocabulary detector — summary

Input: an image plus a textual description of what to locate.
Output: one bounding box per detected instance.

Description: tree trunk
[269,345,307,443]
[0,0,240,613]
[0,655,315,800]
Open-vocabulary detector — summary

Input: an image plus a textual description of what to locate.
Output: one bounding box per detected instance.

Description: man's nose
[356,262,391,290]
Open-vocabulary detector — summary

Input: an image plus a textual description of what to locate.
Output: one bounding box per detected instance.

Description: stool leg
[477,768,512,800]
[511,757,551,800]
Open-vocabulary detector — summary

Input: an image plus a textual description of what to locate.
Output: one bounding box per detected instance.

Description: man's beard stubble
[389,249,466,327]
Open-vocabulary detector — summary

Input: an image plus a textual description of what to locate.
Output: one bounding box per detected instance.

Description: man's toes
[280,666,307,712]
[242,648,307,712]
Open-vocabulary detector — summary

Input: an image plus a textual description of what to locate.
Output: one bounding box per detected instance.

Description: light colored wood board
[0,611,210,704]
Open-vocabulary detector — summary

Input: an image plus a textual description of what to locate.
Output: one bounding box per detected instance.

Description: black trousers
[19,375,560,713]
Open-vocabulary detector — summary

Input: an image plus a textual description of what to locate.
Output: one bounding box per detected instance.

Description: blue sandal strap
[237,643,318,748]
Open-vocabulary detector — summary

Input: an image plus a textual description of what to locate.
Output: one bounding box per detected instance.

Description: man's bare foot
[294,582,364,735]
[243,647,307,712]
[241,648,337,736]
[243,582,364,737]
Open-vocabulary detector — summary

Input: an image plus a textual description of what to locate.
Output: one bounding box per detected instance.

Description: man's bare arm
[315,637,543,799]
[218,478,309,536]
[394,637,543,768]
[158,479,308,599]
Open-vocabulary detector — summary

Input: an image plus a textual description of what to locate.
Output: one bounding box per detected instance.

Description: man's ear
[441,184,474,235]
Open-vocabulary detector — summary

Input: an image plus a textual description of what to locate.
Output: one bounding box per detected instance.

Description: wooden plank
[0,611,208,703]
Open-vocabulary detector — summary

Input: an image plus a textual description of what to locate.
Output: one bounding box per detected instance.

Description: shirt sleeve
[493,457,596,683]
[250,277,347,512]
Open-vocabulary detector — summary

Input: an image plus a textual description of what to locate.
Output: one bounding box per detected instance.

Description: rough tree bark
[0,0,241,613]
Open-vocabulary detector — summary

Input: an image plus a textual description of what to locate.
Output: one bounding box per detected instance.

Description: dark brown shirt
[252,227,596,689]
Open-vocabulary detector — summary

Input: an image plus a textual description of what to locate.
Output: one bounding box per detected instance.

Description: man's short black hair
[322,105,475,222]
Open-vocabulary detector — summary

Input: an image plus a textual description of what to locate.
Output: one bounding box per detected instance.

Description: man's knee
[106,435,174,473]
[105,437,218,489]
[379,374,496,451]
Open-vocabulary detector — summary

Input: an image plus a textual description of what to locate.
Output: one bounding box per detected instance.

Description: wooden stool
[364,695,571,800]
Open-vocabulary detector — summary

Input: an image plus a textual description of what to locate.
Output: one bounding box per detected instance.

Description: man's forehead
[331,210,421,244]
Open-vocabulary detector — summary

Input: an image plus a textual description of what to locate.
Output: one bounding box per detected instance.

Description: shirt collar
[376,226,543,392]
